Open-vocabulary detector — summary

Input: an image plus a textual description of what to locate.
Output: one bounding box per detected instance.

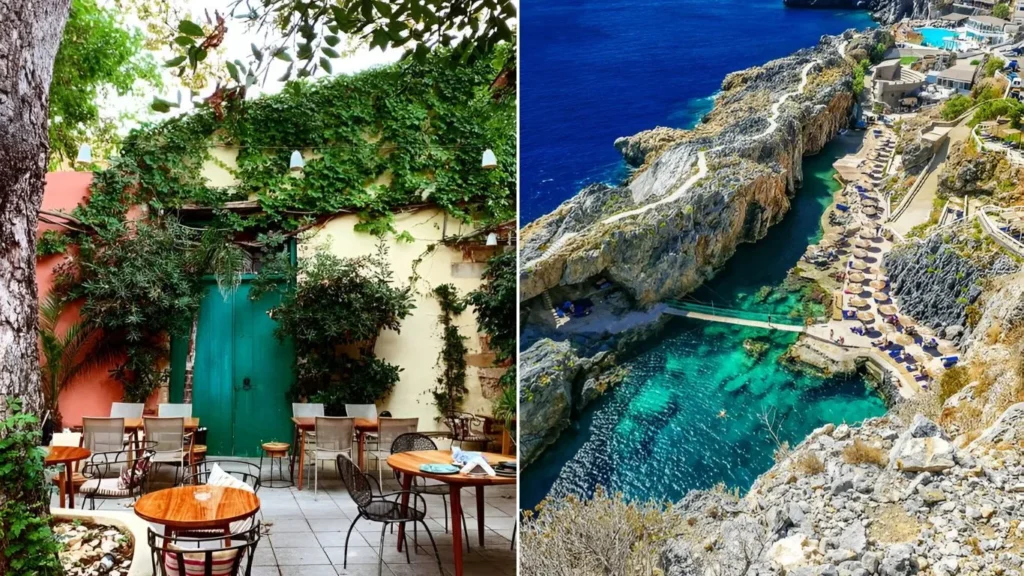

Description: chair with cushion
[158,403,193,418]
[307,417,354,497]
[49,432,85,508]
[391,432,470,550]
[148,522,261,576]
[80,445,155,510]
[367,417,418,487]
[82,417,126,453]
[145,417,187,485]
[337,455,442,576]
[443,412,491,449]
[110,402,145,419]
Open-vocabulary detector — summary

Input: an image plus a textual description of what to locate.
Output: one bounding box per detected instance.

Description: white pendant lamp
[486,232,498,246]
[481,149,497,169]
[76,144,92,164]
[289,150,305,172]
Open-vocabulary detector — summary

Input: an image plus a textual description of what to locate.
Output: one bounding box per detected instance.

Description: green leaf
[324,35,341,47]
[178,20,205,37]
[321,46,340,58]
[251,43,263,61]
[226,61,240,83]
[320,57,333,74]
[278,63,293,82]
[173,35,195,47]
[164,55,187,67]
[275,49,293,62]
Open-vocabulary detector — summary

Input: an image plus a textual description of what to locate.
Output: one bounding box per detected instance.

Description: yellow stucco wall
[303,208,502,432]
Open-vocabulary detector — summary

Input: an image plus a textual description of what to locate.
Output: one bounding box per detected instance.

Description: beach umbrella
[848,271,866,283]
[857,311,876,322]
[859,228,877,239]
[913,352,933,366]
[898,315,917,327]
[862,198,879,207]
[870,279,887,290]
[853,238,871,249]
[845,223,862,234]
[878,323,897,334]
[851,259,868,270]
[850,296,868,308]
[892,333,915,346]
[873,291,889,302]
[879,304,898,316]
[847,283,864,294]
[852,249,868,259]
[863,207,879,216]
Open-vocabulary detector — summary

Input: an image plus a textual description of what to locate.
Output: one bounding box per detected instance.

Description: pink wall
[38,172,158,427]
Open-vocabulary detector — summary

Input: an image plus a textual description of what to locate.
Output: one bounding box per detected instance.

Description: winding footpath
[526,51,832,270]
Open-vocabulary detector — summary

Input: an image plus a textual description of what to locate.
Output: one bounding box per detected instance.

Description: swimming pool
[916,27,956,49]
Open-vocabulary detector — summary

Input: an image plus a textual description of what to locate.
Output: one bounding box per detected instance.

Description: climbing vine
[431,283,468,415]
[77,47,515,236]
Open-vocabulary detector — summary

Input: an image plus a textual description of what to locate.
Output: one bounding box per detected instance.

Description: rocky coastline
[783,0,933,25]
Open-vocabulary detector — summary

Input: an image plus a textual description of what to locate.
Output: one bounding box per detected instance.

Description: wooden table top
[386,450,517,486]
[291,417,377,431]
[123,417,200,430]
[134,486,260,530]
[44,446,91,465]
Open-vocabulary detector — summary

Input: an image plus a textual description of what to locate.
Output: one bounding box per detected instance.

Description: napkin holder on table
[460,457,495,477]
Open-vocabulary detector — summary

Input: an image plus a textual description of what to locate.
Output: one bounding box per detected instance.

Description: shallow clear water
[916,27,956,49]
[521,137,888,510]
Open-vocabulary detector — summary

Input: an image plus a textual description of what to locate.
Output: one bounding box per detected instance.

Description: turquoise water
[521,137,888,510]
[916,27,956,49]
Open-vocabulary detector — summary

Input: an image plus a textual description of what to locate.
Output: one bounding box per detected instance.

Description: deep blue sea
[520,0,875,223]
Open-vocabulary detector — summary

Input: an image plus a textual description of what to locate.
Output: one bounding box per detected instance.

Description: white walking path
[663,308,807,332]
[526,52,830,270]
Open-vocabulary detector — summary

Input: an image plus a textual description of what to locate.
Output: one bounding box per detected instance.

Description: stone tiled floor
[54,462,518,576]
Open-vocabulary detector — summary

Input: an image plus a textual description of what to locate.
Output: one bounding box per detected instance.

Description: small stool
[260,442,293,488]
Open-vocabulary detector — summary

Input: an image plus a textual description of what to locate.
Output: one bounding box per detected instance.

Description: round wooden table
[386,450,516,576]
[134,485,260,535]
[45,446,91,509]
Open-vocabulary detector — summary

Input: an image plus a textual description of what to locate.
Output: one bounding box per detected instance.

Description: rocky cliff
[521,31,878,307]
[783,0,935,25]
[883,229,1020,346]
[661,405,1024,576]
[938,141,1024,205]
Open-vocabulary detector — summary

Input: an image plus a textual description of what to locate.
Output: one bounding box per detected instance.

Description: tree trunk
[0,0,71,414]
[183,314,198,403]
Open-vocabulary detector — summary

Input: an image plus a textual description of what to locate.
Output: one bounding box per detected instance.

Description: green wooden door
[172,281,294,457]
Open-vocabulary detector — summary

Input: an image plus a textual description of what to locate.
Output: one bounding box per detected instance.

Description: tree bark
[0,0,71,415]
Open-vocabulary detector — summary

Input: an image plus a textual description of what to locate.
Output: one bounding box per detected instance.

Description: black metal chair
[337,454,443,576]
[79,444,156,510]
[391,432,470,551]
[180,460,262,493]
[148,522,261,576]
[443,411,490,449]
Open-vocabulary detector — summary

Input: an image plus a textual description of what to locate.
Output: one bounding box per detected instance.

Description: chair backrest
[344,404,377,420]
[158,403,193,418]
[337,455,373,508]
[292,403,325,418]
[144,417,185,454]
[84,444,152,480]
[149,522,260,576]
[391,432,438,454]
[314,417,354,453]
[182,460,261,492]
[82,417,126,453]
[110,402,145,419]
[377,418,419,451]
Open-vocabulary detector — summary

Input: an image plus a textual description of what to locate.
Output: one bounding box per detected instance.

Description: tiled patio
[53,463,518,576]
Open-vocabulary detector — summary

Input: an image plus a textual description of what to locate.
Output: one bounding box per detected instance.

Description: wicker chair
[307,417,354,497]
[82,417,127,454]
[337,455,442,576]
[79,445,155,510]
[443,412,490,449]
[366,417,418,487]
[145,417,187,485]
[391,432,470,550]
[148,522,261,576]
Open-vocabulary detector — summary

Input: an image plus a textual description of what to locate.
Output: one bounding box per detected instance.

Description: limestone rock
[519,339,581,467]
[894,437,956,473]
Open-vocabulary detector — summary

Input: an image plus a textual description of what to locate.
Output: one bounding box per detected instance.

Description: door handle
[242,377,252,391]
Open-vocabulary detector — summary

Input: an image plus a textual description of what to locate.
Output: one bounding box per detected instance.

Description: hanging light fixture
[75,144,92,164]
[289,150,305,172]
[486,232,498,246]
[481,149,497,169]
